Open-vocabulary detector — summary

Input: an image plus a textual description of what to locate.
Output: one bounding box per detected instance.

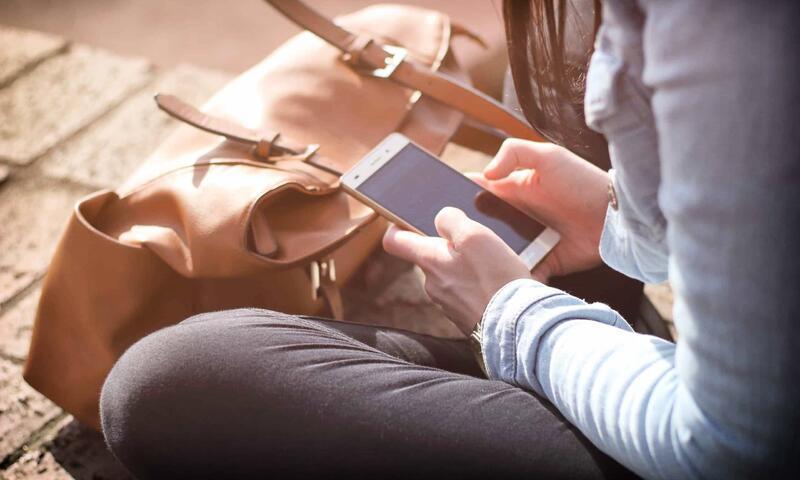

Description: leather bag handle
[156,94,306,156]
[155,94,345,176]
[263,0,546,142]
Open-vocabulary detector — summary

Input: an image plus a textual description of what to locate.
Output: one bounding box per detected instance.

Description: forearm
[482,280,743,479]
[481,280,633,396]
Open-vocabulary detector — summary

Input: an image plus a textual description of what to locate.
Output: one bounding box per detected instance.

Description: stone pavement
[0,25,674,479]
[0,25,238,479]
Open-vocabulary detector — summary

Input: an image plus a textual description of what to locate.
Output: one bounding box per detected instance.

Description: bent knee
[100,321,197,473]
[101,309,289,425]
[100,308,330,447]
[100,308,348,477]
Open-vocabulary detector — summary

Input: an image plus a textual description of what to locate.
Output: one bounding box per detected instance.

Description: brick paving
[0,26,239,478]
[0,24,674,479]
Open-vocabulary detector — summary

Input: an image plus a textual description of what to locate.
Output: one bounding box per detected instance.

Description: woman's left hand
[382,207,532,336]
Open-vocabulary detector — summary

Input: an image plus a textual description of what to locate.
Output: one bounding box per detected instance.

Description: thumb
[484,139,555,180]
[468,170,540,216]
[434,207,472,243]
[383,224,447,267]
[434,207,497,249]
[465,171,490,190]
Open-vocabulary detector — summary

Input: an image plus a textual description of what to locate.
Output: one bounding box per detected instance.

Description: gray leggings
[100,309,635,479]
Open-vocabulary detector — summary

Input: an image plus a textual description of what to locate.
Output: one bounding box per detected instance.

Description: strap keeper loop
[254,132,281,158]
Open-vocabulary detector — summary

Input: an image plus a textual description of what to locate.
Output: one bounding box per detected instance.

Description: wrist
[468,316,487,376]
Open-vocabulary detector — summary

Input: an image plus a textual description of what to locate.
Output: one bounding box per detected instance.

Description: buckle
[344,43,408,79]
[370,45,407,78]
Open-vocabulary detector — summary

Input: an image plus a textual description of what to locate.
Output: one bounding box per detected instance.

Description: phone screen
[356,143,545,254]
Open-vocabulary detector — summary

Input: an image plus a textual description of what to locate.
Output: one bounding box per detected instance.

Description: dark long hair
[503,0,610,168]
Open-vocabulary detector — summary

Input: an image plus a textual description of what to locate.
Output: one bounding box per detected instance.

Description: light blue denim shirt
[482,2,800,479]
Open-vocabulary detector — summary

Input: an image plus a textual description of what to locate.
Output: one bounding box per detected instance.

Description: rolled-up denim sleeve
[481,279,634,397]
[481,280,684,478]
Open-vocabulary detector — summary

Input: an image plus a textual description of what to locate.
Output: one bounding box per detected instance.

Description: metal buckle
[344,43,408,79]
[370,45,407,79]
[310,259,337,301]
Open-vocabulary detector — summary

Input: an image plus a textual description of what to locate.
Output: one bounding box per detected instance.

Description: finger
[483,139,556,180]
[383,224,448,267]
[531,264,551,283]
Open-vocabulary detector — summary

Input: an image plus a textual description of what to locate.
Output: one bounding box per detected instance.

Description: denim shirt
[482,2,800,479]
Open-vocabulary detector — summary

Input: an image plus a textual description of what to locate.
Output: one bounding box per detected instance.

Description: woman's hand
[383,207,531,336]
[472,139,610,282]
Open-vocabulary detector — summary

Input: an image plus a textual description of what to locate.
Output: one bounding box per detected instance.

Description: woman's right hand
[470,139,610,282]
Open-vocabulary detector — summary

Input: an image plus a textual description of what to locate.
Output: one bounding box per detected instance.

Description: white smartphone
[341,133,560,269]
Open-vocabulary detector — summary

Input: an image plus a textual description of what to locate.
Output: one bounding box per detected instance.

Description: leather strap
[155,94,308,156]
[155,94,344,176]
[319,278,344,320]
[263,0,545,142]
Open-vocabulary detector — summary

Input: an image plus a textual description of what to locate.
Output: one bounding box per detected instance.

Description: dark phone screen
[357,143,545,254]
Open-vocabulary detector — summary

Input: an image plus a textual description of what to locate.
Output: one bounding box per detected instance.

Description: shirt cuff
[600,201,670,284]
[480,278,632,396]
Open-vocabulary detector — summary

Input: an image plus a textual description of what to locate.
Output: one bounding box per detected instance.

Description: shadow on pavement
[45,420,132,480]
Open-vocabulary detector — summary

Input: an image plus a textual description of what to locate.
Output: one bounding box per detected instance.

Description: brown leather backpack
[24,0,544,429]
